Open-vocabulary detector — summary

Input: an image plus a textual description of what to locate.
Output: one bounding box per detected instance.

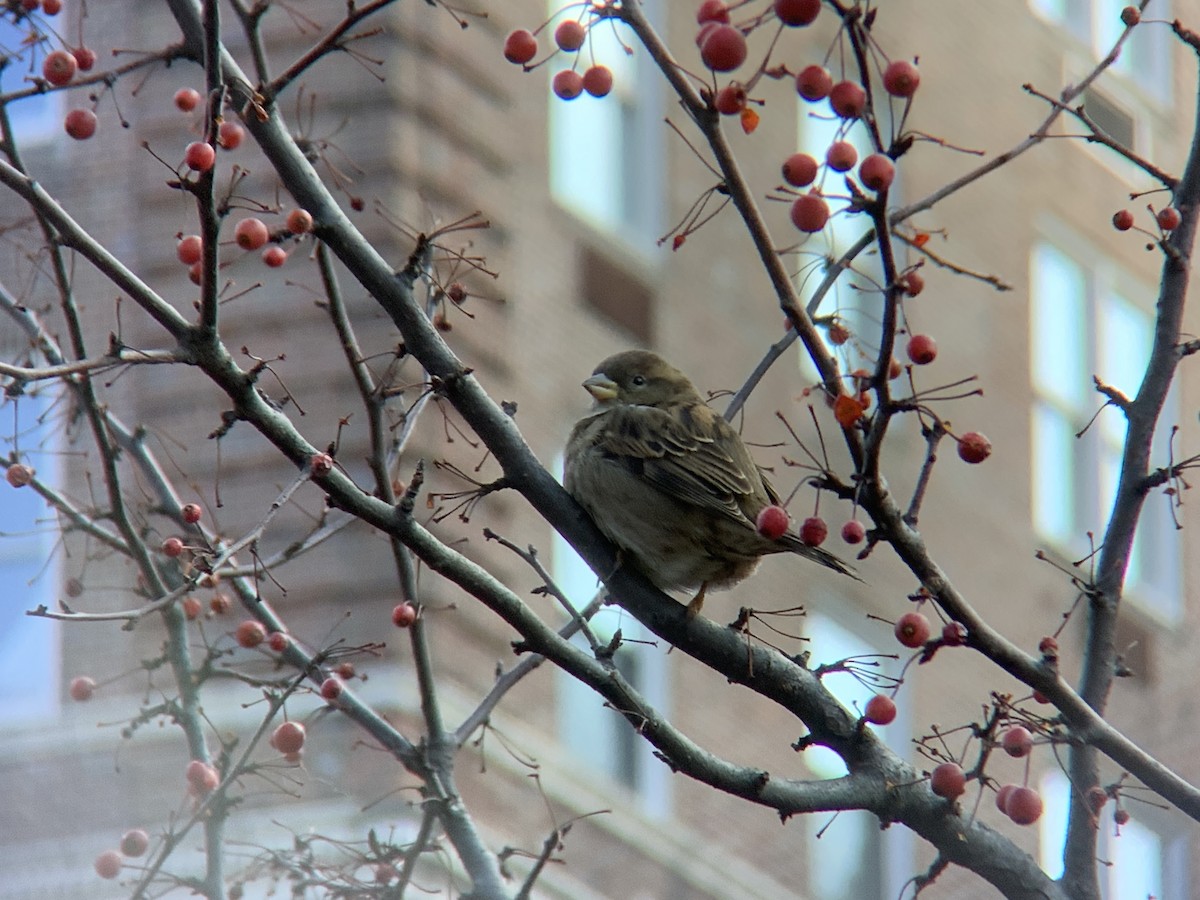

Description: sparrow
[564,350,854,616]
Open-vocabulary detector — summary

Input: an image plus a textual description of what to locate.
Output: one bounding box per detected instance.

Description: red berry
[826,140,858,172]
[1120,5,1140,26]
[267,631,289,652]
[184,141,215,172]
[177,235,202,265]
[796,64,833,101]
[503,29,538,65]
[162,536,184,558]
[1006,787,1044,825]
[310,452,334,476]
[120,829,149,857]
[582,65,614,98]
[270,721,306,754]
[5,463,33,487]
[1112,209,1134,231]
[69,675,96,701]
[864,694,896,725]
[941,621,968,646]
[42,50,77,86]
[94,850,122,880]
[64,108,97,140]
[696,0,730,24]
[799,516,828,547]
[1086,785,1109,814]
[210,593,231,615]
[188,262,202,285]
[217,120,244,150]
[392,602,417,627]
[21,0,40,11]
[828,322,851,346]
[774,0,820,26]
[235,620,267,648]
[930,762,966,799]
[1038,635,1059,656]
[181,502,202,524]
[781,152,818,187]
[552,70,584,100]
[234,217,269,250]
[286,208,313,234]
[906,333,937,365]
[700,25,747,72]
[894,611,932,648]
[186,759,219,794]
[262,246,287,268]
[1114,808,1131,826]
[829,80,866,118]
[336,661,356,680]
[447,283,467,304]
[554,20,586,52]
[1002,725,1033,758]
[756,505,790,540]
[715,82,747,115]
[72,46,96,71]
[320,676,344,700]
[957,431,992,464]
[174,88,202,112]
[790,192,830,232]
[900,270,925,296]
[182,596,202,620]
[882,60,920,97]
[42,0,61,12]
[841,519,865,544]
[1157,206,1181,230]
[996,783,1019,813]
[859,153,895,191]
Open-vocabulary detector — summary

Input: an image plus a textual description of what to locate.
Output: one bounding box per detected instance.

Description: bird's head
[582,350,701,408]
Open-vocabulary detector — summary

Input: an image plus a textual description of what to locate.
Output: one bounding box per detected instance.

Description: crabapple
[715,82,747,115]
[699,25,746,72]
[957,432,992,464]
[799,516,827,547]
[554,20,586,52]
[235,620,267,648]
[42,50,77,86]
[930,762,966,799]
[774,0,820,26]
[336,661,356,680]
[69,675,96,701]
[320,676,344,700]
[210,593,231,614]
[161,536,184,558]
[582,65,613,98]
[1120,5,1140,25]
[900,270,925,296]
[1002,725,1033,758]
[906,333,937,365]
[262,246,287,268]
[696,0,729,23]
[185,759,219,794]
[882,60,920,97]
[182,596,202,620]
[503,29,538,65]
[552,70,584,100]
[267,631,290,652]
[64,108,97,140]
[859,154,895,191]
[1157,206,1181,230]
[841,519,865,544]
[181,502,202,524]
[864,694,896,725]
[894,611,932,648]
[184,141,215,172]
[234,217,269,250]
[995,783,1019,813]
[1006,786,1044,825]
[942,621,968,646]
[286,208,313,234]
[174,88,202,112]
[826,141,857,172]
[5,463,33,487]
[829,80,866,118]
[72,47,96,71]
[796,64,832,101]
[177,235,202,265]
[781,153,818,187]
[270,721,306,754]
[756,505,789,540]
[217,120,244,149]
[42,0,61,12]
[1112,209,1134,231]
[94,850,122,880]
[120,829,149,857]
[392,602,417,627]
[790,193,830,232]
[310,452,334,476]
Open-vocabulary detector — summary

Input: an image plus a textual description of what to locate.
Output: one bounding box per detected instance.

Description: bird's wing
[596,402,765,521]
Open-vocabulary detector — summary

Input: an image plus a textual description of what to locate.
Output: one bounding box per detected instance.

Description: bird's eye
[630,375,646,387]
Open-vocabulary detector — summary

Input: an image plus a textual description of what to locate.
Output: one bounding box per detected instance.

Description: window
[1040,770,1186,897]
[0,389,62,725]
[803,614,911,900]
[1029,240,1181,620]
[547,2,665,248]
[0,13,61,143]
[1030,0,1172,101]
[551,456,671,817]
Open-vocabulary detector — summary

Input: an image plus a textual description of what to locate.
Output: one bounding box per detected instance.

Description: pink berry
[1006,786,1044,825]
[894,611,931,648]
[829,80,866,118]
[162,536,184,558]
[554,20,586,52]
[1002,725,1033,758]
[696,0,730,24]
[42,0,61,13]
[1112,209,1134,231]
[503,29,538,65]
[781,152,818,187]
[210,593,231,615]
[941,621,968,646]
[930,762,966,799]
[262,246,287,268]
[310,452,334,476]
[120,829,149,857]
[756,505,790,540]
[882,60,920,97]
[552,70,584,100]
[995,783,1019,813]
[94,850,122,880]
[217,120,244,150]
[320,676,344,700]
[864,694,896,725]
[900,271,925,296]
[184,141,215,172]
[267,631,290,652]
[181,502,202,524]
[182,596,202,620]
[1157,206,1182,230]
[235,620,267,648]
[270,721,306,754]
[5,463,33,487]
[186,759,219,794]
[72,47,97,72]
[234,217,269,250]
[774,0,820,27]
[826,140,858,172]
[1114,807,1131,826]
[336,661,356,680]
[174,88,202,112]
[64,108,97,140]
[715,82,747,115]
[582,65,613,98]
[177,235,202,265]
[286,208,313,234]
[392,602,417,627]
[699,25,747,72]
[790,192,830,232]
[957,432,992,464]
[69,675,96,701]
[840,519,865,544]
[42,50,77,86]
[859,153,895,191]
[799,516,827,547]
[906,333,937,365]
[796,65,832,101]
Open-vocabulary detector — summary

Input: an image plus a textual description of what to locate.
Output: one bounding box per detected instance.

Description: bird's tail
[785,535,861,581]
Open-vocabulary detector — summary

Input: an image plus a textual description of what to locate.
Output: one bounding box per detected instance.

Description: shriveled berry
[1120,5,1140,25]
[310,452,334,476]
[186,759,220,794]
[941,621,968,646]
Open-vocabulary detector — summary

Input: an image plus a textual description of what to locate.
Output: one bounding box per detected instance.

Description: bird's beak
[582,373,619,403]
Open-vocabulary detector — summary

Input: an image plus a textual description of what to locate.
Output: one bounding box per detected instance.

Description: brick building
[0,1,1196,898]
